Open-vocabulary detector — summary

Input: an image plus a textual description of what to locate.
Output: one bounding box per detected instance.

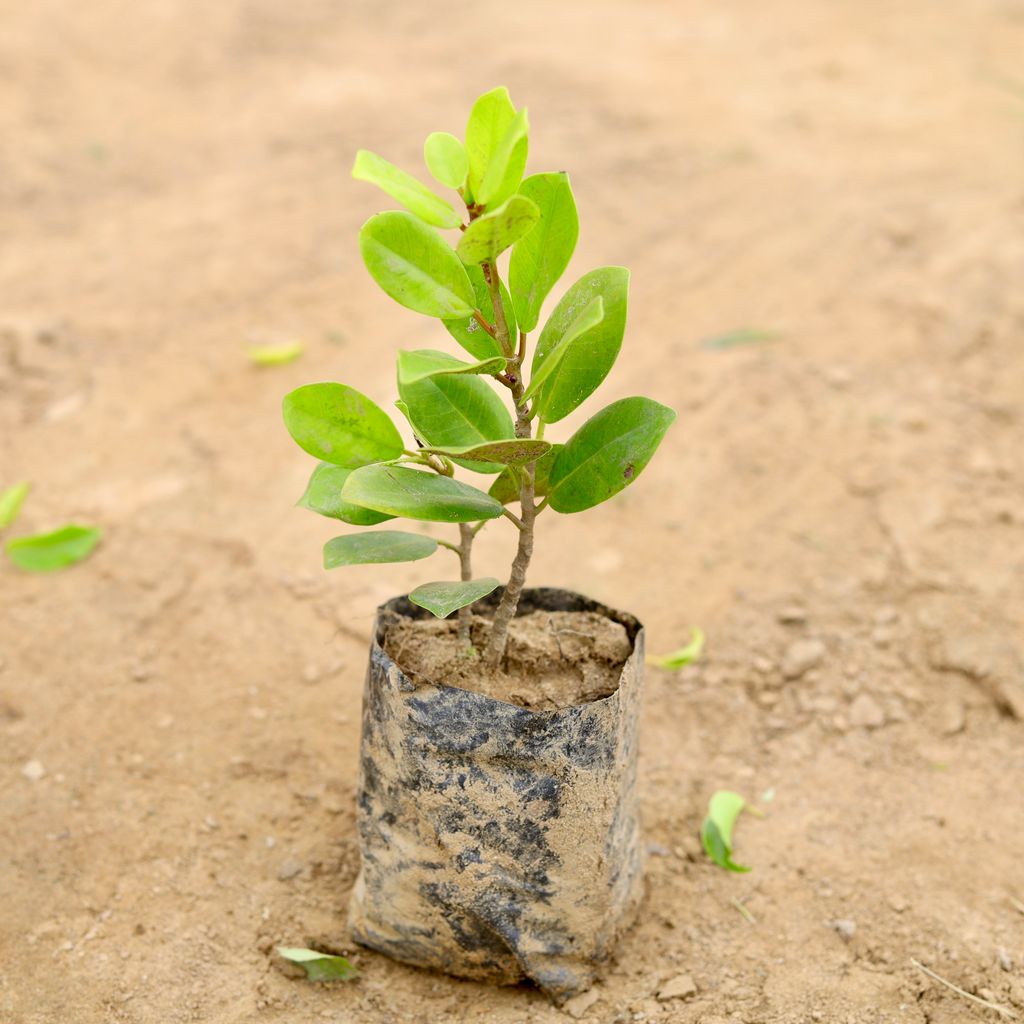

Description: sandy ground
[2,1,1024,1022]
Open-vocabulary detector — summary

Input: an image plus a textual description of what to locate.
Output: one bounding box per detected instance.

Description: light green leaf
[456,195,540,266]
[397,351,514,472]
[7,524,101,572]
[359,211,475,319]
[397,349,506,385]
[700,791,751,873]
[465,86,517,203]
[420,439,550,466]
[0,481,30,531]
[277,947,359,982]
[530,267,630,423]
[409,577,501,618]
[522,296,604,403]
[424,131,468,190]
[298,463,394,526]
[341,465,504,522]
[352,149,460,229]
[442,264,514,361]
[323,530,437,568]
[700,327,782,351]
[509,172,579,332]
[488,444,562,504]
[476,108,529,206]
[247,341,304,366]
[547,396,676,514]
[282,383,404,468]
[649,627,705,669]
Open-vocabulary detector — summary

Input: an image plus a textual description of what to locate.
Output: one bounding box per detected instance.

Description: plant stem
[483,261,513,357]
[456,522,474,645]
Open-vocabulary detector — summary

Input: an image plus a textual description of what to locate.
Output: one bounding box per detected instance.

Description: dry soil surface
[2,2,1024,1023]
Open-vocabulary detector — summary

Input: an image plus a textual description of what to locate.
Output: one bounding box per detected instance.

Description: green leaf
[700,327,782,351]
[397,351,514,472]
[530,267,630,423]
[420,439,551,466]
[359,211,475,319]
[247,341,304,366]
[282,383,404,468]
[649,627,705,669]
[0,481,30,531]
[424,131,468,190]
[465,86,518,203]
[456,195,540,266]
[397,349,506,385]
[298,463,394,526]
[323,530,437,568]
[7,524,101,572]
[476,108,529,206]
[509,172,579,332]
[341,465,504,522]
[547,396,676,514]
[700,791,751,873]
[409,577,501,618]
[488,444,562,504]
[442,264,514,361]
[522,296,604,404]
[352,149,460,229]
[277,947,359,982]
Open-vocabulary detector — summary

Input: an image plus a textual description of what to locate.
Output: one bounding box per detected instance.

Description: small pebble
[646,842,671,857]
[831,919,856,942]
[938,699,965,736]
[562,988,601,1019]
[21,760,46,782]
[777,606,807,626]
[781,639,826,680]
[997,947,1013,971]
[848,694,885,729]
[657,973,698,1001]
[302,664,320,684]
[277,859,304,881]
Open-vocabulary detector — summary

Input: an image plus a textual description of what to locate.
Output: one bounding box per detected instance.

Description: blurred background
[2,2,1023,1022]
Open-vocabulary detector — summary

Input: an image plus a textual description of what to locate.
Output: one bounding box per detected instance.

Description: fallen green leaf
[277,947,359,982]
[700,790,751,873]
[700,327,781,351]
[7,525,102,573]
[248,341,305,366]
[0,481,30,531]
[649,627,705,669]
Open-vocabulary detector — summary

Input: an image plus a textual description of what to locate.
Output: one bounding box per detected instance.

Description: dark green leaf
[352,149,460,229]
[424,131,468,190]
[476,108,529,206]
[397,349,506,385]
[700,791,751,873]
[359,211,475,319]
[298,463,394,525]
[488,444,562,504]
[530,267,630,423]
[442,264,514,361]
[409,577,501,618]
[341,465,504,522]
[465,87,517,204]
[0,481,30,531]
[277,947,359,982]
[509,172,579,332]
[282,383,404,468]
[456,195,540,266]
[397,351,514,473]
[323,530,437,568]
[420,439,550,466]
[7,525,101,572]
[547,396,676,513]
[522,296,603,403]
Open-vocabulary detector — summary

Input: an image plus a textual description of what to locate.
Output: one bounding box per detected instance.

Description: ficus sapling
[282,86,676,666]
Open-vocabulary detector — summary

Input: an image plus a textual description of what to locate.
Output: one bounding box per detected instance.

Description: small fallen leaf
[700,327,781,351]
[649,627,705,669]
[248,341,305,366]
[6,525,102,572]
[277,947,358,982]
[0,481,30,530]
[700,790,751,872]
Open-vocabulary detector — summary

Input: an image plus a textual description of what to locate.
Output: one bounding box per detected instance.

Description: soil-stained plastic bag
[348,588,645,1001]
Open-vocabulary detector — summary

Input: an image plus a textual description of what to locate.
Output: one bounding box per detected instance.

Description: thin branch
[910,959,1018,1020]
[535,496,550,514]
[456,523,475,645]
[436,539,462,554]
[472,310,497,338]
[501,507,525,530]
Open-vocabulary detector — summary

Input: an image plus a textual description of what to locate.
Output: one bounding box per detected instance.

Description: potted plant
[282,87,675,1001]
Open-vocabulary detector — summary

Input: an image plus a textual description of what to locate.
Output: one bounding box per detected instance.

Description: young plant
[283,87,676,666]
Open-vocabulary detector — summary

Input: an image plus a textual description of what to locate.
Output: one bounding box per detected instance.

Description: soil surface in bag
[382,609,633,710]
